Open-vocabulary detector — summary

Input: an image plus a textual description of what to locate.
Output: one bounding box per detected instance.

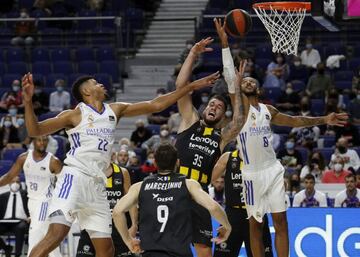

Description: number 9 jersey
[64,103,117,181]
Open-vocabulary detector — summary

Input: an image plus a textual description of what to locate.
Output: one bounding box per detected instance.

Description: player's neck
[305,189,315,197]
[85,100,104,113]
[33,150,47,160]
[248,96,259,107]
[158,170,172,175]
[347,188,356,197]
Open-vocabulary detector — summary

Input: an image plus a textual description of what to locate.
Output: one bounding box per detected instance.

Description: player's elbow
[112,206,125,220]
[207,200,219,214]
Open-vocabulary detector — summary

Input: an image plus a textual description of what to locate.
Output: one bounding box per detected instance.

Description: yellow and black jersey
[225,150,245,208]
[106,163,124,210]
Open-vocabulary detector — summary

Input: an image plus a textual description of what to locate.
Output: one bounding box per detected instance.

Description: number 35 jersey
[238,103,277,172]
[64,103,117,181]
[175,120,221,187]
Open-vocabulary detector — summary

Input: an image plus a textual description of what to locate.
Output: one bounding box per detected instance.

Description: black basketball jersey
[138,173,192,256]
[176,120,222,187]
[225,150,245,207]
[106,163,125,211]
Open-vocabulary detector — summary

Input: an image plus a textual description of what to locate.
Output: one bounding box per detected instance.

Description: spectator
[352,67,360,92]
[291,123,320,150]
[15,114,27,143]
[333,120,360,146]
[0,80,23,112]
[276,82,300,115]
[287,172,301,197]
[32,82,49,115]
[330,137,360,171]
[166,64,182,92]
[127,155,143,183]
[130,119,152,148]
[140,151,157,174]
[292,174,327,207]
[209,176,225,208]
[263,53,289,89]
[288,55,308,82]
[277,136,303,172]
[334,174,360,207]
[33,0,52,16]
[49,79,71,112]
[299,96,311,116]
[147,88,177,125]
[87,0,104,11]
[0,177,29,257]
[0,115,21,149]
[306,62,332,99]
[11,8,35,46]
[141,124,175,152]
[300,38,321,69]
[116,149,129,167]
[167,112,181,135]
[300,151,327,182]
[326,88,345,114]
[356,169,360,189]
[198,91,210,115]
[322,156,351,183]
[348,89,360,125]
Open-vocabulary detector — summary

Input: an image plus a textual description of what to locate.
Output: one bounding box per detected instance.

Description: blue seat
[255,59,271,70]
[78,61,98,74]
[111,0,129,11]
[146,124,160,135]
[99,61,119,82]
[320,135,336,148]
[0,160,13,176]
[38,111,60,121]
[2,148,26,162]
[324,43,346,56]
[52,135,67,160]
[92,27,115,46]
[77,9,97,30]
[8,62,27,75]
[255,44,273,60]
[30,9,48,29]
[46,74,68,87]
[53,61,74,74]
[68,73,86,87]
[311,99,325,116]
[295,147,309,165]
[263,87,282,103]
[32,61,52,76]
[2,73,21,87]
[314,147,334,164]
[97,46,115,61]
[101,11,116,28]
[94,73,112,91]
[31,47,50,62]
[291,80,306,92]
[349,58,360,70]
[0,63,6,76]
[272,125,292,134]
[32,74,45,86]
[289,65,308,82]
[18,0,34,8]
[40,28,63,46]
[334,70,353,82]
[335,81,352,91]
[51,48,70,62]
[6,47,25,63]
[125,8,144,30]
[75,47,95,61]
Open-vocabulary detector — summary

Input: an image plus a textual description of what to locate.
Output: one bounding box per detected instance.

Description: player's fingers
[204,47,213,52]
[222,18,227,29]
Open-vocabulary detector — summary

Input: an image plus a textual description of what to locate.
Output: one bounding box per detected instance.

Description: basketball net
[253,3,308,55]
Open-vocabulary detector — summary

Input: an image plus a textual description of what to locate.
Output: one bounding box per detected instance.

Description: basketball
[225,9,252,38]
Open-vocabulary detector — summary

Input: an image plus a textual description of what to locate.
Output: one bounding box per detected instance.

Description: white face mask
[294,61,301,67]
[10,182,20,192]
[334,163,343,172]
[160,130,169,137]
[285,88,293,95]
[4,121,12,128]
[225,110,232,117]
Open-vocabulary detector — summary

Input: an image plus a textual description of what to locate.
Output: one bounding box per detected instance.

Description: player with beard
[175,37,246,257]
[215,17,349,257]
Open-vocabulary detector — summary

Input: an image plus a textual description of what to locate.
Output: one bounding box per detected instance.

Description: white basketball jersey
[23,150,56,201]
[64,103,117,181]
[238,103,277,171]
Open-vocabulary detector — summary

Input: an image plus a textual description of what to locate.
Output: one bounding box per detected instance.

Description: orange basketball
[225,9,252,38]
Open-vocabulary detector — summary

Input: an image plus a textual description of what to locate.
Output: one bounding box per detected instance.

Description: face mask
[56,86,64,92]
[338,146,347,154]
[4,121,12,128]
[276,57,283,63]
[8,108,17,116]
[17,118,25,126]
[285,88,293,95]
[20,12,28,18]
[311,158,319,164]
[186,44,192,50]
[146,159,153,165]
[34,88,42,94]
[201,96,209,103]
[12,86,20,92]
[334,163,343,172]
[357,95,360,100]
[306,44,312,49]
[10,182,20,192]
[294,61,301,67]
[291,179,300,187]
[225,110,232,117]
[285,141,295,150]
[160,130,169,137]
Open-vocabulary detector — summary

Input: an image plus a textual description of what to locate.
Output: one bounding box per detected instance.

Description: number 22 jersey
[64,103,117,181]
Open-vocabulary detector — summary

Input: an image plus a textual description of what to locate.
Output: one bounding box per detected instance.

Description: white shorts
[242,160,287,222]
[28,199,62,257]
[48,166,112,235]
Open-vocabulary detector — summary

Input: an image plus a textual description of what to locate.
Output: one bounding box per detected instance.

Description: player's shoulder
[17,151,30,162]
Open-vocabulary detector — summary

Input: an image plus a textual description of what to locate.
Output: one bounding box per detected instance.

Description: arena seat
[349,58,360,71]
[75,47,95,62]
[53,61,74,74]
[319,135,336,148]
[255,44,273,60]
[51,48,71,62]
[146,124,160,135]
[0,63,6,76]
[291,80,306,92]
[8,62,27,75]
[99,61,119,82]
[0,160,13,176]
[335,81,352,90]
[334,70,353,82]
[2,73,21,87]
[2,148,26,162]
[310,99,325,116]
[314,147,334,164]
[32,61,52,76]
[31,47,50,62]
[6,47,25,63]
[96,46,116,61]
[78,61,98,74]
[255,59,271,70]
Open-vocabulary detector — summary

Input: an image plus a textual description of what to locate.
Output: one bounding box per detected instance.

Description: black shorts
[214,207,273,257]
[191,200,213,247]
[143,250,192,257]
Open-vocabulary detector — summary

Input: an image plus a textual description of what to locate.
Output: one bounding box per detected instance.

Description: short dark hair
[154,143,178,172]
[345,173,356,180]
[208,94,228,108]
[71,75,94,103]
[304,173,315,182]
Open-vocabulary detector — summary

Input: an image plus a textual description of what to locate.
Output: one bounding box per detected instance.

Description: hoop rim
[252,1,311,12]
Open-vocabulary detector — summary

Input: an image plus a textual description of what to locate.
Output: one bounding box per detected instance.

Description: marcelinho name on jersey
[144,181,183,191]
[188,133,218,155]
[249,125,271,136]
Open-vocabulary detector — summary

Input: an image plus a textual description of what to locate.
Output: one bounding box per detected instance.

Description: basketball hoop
[253,2,311,55]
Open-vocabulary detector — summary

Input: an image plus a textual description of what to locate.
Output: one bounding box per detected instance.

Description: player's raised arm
[211,152,230,184]
[266,104,349,127]
[0,153,27,186]
[176,37,214,127]
[49,156,63,175]
[185,179,231,244]
[113,182,142,254]
[22,73,78,136]
[112,72,219,118]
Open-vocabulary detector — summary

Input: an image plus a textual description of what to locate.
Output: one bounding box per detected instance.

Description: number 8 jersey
[64,103,117,181]
[238,104,277,172]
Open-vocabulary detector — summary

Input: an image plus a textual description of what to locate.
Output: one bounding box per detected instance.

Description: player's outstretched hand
[211,225,231,244]
[189,71,220,91]
[190,37,214,56]
[21,72,34,102]
[326,112,349,127]
[214,18,228,45]
[126,237,142,254]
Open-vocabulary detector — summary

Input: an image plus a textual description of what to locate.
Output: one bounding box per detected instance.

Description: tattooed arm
[266,105,348,127]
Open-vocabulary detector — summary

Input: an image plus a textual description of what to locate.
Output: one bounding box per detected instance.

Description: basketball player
[21,71,219,257]
[215,18,349,257]
[212,149,273,257]
[112,143,232,257]
[0,136,62,257]
[175,37,246,257]
[76,163,137,257]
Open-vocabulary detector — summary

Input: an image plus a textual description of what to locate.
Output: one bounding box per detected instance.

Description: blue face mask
[306,44,312,49]
[286,141,295,150]
[56,86,64,93]
[4,121,12,128]
[8,108,17,116]
[17,118,25,126]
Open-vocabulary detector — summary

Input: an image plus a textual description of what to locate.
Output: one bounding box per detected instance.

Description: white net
[253,5,307,55]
